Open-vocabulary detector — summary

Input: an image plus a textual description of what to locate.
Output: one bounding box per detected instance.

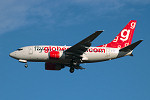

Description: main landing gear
[69,59,82,73]
[70,67,74,73]
[25,63,28,68]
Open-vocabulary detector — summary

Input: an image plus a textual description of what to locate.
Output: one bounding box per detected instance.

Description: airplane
[9,20,143,73]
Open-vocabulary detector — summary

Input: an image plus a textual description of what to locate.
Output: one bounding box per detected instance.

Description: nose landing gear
[25,63,28,68]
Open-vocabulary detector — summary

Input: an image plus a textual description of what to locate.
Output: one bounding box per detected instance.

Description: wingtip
[96,30,104,33]
[140,40,143,41]
[97,30,104,32]
[138,40,143,43]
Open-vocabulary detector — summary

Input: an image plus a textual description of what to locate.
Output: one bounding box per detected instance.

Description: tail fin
[97,20,137,48]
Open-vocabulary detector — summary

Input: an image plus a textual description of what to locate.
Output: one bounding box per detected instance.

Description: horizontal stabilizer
[119,40,143,52]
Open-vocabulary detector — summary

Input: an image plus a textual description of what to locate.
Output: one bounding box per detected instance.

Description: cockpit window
[17,48,23,51]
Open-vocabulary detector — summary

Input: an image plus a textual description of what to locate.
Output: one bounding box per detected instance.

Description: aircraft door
[29,46,33,54]
[106,48,110,58]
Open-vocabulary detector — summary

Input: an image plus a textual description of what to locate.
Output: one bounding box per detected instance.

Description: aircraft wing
[64,31,103,59]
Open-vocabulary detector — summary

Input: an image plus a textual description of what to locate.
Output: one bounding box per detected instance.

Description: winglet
[119,40,143,52]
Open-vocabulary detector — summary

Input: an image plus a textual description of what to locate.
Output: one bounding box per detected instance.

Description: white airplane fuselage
[9,45,129,64]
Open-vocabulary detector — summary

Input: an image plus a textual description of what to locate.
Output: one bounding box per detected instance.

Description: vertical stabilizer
[97,20,137,48]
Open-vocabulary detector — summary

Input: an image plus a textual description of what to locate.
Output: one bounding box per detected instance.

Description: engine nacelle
[45,62,62,70]
[48,50,65,59]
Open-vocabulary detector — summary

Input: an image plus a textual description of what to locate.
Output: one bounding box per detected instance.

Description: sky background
[0,0,150,100]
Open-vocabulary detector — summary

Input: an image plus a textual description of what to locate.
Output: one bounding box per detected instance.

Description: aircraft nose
[9,52,15,58]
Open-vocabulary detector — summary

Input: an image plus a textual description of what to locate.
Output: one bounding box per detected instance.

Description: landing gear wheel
[70,67,74,73]
[25,64,28,68]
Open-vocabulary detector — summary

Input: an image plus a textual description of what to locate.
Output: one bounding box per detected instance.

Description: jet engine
[48,50,65,59]
[45,62,63,70]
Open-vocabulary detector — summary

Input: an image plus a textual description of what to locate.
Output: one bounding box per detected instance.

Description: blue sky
[0,0,150,100]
